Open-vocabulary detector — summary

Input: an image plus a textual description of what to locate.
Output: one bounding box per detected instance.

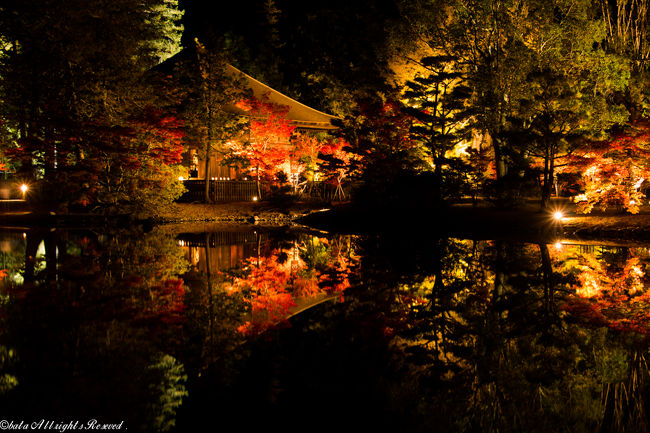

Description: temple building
[155,47,338,201]
[190,63,338,182]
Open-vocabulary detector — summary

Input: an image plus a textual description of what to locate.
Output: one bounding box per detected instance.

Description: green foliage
[390,0,633,206]
[0,346,18,396]
[0,0,186,214]
[402,55,474,204]
[145,353,188,432]
[174,41,249,202]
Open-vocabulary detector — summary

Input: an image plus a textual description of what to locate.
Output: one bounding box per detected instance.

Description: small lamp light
[252,196,258,202]
[19,184,28,198]
[553,211,563,221]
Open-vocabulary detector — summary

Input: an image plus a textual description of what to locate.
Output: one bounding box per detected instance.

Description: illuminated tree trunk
[494,143,507,180]
[44,231,57,284]
[203,149,211,203]
[23,231,41,285]
[433,155,443,206]
[541,139,557,209]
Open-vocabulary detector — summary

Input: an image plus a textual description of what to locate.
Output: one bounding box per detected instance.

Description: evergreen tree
[0,0,184,214]
[402,55,473,205]
[178,40,248,203]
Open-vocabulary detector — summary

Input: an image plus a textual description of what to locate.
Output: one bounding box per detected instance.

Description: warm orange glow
[553,211,564,220]
[20,184,28,193]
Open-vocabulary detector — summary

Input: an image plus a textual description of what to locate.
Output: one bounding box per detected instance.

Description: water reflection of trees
[556,244,650,432]
[362,237,650,433]
[182,231,356,339]
[0,229,190,431]
[5,227,650,432]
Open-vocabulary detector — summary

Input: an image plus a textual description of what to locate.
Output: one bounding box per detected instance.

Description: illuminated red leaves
[567,121,650,213]
[230,94,296,180]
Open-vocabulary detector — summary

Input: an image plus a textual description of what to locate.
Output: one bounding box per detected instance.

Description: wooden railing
[178,180,261,202]
[178,179,357,203]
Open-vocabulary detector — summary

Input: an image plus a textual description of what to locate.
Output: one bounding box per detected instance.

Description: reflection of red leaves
[132,278,187,335]
[231,241,355,336]
[563,251,650,337]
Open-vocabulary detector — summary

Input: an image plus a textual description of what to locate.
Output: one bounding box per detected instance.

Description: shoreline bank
[4,200,650,244]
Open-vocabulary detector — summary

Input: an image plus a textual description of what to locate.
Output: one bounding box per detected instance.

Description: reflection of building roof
[287,293,339,318]
[225,64,338,131]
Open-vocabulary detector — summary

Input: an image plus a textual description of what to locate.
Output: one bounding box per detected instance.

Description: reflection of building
[286,293,339,318]
[177,231,259,272]
[177,230,350,334]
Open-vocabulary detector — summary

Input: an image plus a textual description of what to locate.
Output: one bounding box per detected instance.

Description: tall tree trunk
[493,138,507,179]
[24,231,41,285]
[433,155,442,206]
[541,143,556,209]
[541,146,551,209]
[203,152,211,203]
[44,231,57,284]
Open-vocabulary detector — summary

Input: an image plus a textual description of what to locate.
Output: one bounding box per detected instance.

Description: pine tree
[182,40,248,202]
[402,55,473,205]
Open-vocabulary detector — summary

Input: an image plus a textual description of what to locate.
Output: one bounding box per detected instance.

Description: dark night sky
[177,0,403,109]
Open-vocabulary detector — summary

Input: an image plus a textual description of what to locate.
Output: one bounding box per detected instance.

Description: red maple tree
[319,137,354,201]
[233,94,296,197]
[565,120,650,214]
[7,107,184,212]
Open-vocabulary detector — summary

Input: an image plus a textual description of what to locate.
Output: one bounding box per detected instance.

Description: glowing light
[634,178,645,190]
[252,196,258,201]
[20,184,28,194]
[553,211,564,220]
[554,242,563,250]
[178,176,184,181]
[574,194,588,203]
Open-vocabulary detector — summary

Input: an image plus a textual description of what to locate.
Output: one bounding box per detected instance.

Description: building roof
[154,48,338,130]
[224,64,338,130]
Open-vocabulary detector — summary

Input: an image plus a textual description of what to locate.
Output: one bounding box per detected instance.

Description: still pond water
[1,225,650,432]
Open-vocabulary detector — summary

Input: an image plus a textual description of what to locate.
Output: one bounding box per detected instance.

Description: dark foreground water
[1,225,650,432]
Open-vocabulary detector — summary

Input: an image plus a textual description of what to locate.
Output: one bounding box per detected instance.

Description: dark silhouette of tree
[0,0,185,214]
